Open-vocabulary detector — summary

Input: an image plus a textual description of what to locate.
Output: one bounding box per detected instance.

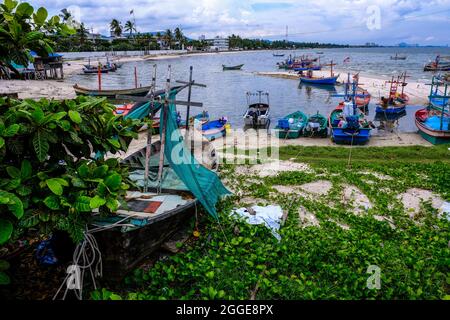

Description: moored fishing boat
[424,56,450,72]
[177,111,210,128]
[273,53,285,57]
[243,91,270,128]
[329,105,372,144]
[199,118,228,141]
[274,111,308,139]
[376,73,409,114]
[415,76,450,144]
[390,53,407,60]
[222,64,244,71]
[303,112,328,137]
[73,84,153,99]
[299,60,339,86]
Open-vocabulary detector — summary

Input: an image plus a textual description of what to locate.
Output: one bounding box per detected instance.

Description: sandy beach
[256,69,430,105]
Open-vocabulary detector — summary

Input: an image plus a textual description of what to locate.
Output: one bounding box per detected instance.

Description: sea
[66,47,450,133]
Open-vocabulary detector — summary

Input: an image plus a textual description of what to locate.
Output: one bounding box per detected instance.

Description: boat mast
[157,65,171,193]
[144,64,157,193]
[440,81,448,131]
[184,66,194,135]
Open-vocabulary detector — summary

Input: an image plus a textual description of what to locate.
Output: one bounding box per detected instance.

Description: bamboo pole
[134,66,138,89]
[157,65,171,192]
[97,65,102,91]
[185,66,193,135]
[144,64,157,193]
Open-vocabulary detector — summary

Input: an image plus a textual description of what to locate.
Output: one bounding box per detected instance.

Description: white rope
[53,214,140,300]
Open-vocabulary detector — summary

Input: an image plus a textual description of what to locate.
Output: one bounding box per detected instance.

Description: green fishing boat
[275,111,308,139]
[303,112,328,137]
[222,64,244,71]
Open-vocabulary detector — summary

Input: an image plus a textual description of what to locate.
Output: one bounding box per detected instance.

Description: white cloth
[343,101,355,117]
[439,202,450,221]
[231,205,284,240]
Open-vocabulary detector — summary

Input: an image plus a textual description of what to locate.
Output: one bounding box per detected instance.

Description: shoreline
[256,69,430,105]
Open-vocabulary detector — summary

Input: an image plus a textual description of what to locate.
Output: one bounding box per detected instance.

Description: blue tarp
[424,115,450,131]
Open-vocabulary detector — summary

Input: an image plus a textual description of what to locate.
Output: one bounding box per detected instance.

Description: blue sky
[27,0,450,45]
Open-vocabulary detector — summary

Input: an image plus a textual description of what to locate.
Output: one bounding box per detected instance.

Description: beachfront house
[206,36,229,51]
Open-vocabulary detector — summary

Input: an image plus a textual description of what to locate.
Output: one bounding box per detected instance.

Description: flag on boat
[130,9,134,14]
[344,57,351,63]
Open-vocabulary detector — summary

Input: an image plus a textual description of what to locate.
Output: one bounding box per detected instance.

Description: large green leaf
[0,260,10,272]
[44,195,60,210]
[31,107,45,124]
[6,166,21,179]
[21,160,32,179]
[74,196,92,212]
[16,2,33,17]
[33,130,49,162]
[68,110,82,124]
[0,137,4,149]
[0,219,13,245]
[93,165,109,178]
[104,173,122,191]
[78,164,90,179]
[34,7,48,25]
[4,0,17,11]
[4,124,20,137]
[90,195,106,209]
[46,178,63,196]
[7,195,23,219]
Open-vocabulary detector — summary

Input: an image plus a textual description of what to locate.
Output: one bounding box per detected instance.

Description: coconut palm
[124,20,136,37]
[174,27,185,49]
[164,29,173,49]
[110,19,122,37]
[77,23,88,45]
[59,8,72,22]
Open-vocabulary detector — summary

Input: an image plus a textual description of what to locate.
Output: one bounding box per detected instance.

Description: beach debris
[231,205,284,240]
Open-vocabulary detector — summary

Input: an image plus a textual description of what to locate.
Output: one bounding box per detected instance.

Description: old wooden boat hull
[74,84,152,99]
[415,108,450,145]
[275,111,308,139]
[222,64,244,71]
[93,195,197,281]
[300,75,339,85]
[375,105,406,114]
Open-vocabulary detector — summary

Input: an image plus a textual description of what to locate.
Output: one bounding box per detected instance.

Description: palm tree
[164,29,173,49]
[110,19,122,37]
[77,23,88,45]
[174,27,184,49]
[60,8,72,23]
[124,20,136,37]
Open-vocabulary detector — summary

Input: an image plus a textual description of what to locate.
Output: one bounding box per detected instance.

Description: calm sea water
[67,47,450,133]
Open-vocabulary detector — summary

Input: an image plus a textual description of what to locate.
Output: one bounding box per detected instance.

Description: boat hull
[74,84,152,99]
[275,129,301,139]
[223,64,244,71]
[300,75,338,85]
[201,120,227,141]
[94,198,197,281]
[375,106,406,114]
[415,109,450,145]
[331,128,371,144]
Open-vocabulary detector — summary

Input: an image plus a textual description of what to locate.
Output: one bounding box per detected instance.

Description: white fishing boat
[243,91,271,128]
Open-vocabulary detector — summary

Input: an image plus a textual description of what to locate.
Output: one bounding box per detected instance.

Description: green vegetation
[0,97,142,284]
[0,0,74,76]
[94,146,450,300]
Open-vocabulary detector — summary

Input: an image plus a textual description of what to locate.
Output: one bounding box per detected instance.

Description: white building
[207,36,229,51]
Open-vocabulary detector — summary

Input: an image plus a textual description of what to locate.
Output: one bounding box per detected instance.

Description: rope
[53,214,139,300]
[347,132,355,168]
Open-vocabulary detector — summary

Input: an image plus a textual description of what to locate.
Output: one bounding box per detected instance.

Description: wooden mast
[185,66,194,135]
[144,64,157,193]
[157,65,171,192]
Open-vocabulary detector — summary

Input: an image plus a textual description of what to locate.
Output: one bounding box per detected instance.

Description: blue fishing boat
[200,118,228,141]
[375,73,409,115]
[299,60,339,86]
[329,80,372,144]
[178,111,210,128]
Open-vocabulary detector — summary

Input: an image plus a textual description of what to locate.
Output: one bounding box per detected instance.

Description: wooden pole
[185,66,193,134]
[97,65,102,91]
[157,65,171,192]
[134,66,138,89]
[440,83,448,131]
[144,64,157,193]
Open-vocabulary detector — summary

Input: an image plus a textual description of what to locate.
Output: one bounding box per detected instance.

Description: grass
[94,145,450,300]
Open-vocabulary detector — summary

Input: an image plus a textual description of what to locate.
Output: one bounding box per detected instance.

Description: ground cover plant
[94,145,450,300]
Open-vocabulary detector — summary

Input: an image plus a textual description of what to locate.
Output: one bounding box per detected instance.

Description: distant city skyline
[28,0,450,46]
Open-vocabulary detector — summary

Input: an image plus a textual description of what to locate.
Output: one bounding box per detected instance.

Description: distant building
[206,36,229,51]
[199,35,206,41]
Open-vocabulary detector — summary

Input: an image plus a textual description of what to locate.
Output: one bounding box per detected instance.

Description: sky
[26,0,450,45]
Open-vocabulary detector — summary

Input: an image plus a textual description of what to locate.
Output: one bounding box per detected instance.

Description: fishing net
[124,89,231,219]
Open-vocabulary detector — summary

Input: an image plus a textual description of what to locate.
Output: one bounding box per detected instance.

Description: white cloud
[26,0,450,45]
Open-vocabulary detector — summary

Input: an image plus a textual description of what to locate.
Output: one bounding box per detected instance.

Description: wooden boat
[329,106,371,144]
[316,52,324,55]
[355,88,371,108]
[83,66,109,74]
[390,54,407,60]
[178,111,210,128]
[200,118,228,141]
[93,143,198,280]
[222,64,244,71]
[415,107,450,144]
[73,84,152,99]
[273,53,285,57]
[415,76,450,144]
[303,112,328,137]
[375,73,409,114]
[424,56,450,72]
[300,60,338,86]
[243,91,270,128]
[275,111,308,139]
